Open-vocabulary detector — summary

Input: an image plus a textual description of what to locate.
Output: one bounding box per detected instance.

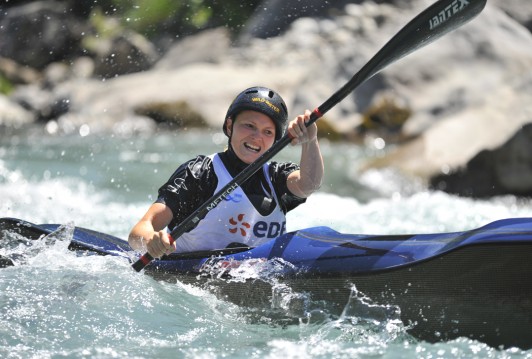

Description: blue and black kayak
[1,216,531,349]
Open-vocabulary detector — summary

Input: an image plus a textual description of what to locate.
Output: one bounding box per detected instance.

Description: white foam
[0,163,145,238]
[287,191,532,235]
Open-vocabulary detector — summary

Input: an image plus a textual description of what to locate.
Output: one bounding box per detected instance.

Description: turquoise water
[1,128,532,358]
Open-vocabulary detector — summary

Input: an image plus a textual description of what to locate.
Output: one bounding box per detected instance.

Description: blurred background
[1,0,532,213]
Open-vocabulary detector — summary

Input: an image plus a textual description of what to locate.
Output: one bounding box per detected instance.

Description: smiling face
[225,110,276,164]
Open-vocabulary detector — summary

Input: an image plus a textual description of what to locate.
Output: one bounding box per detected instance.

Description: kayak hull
[1,217,532,349]
[149,242,532,349]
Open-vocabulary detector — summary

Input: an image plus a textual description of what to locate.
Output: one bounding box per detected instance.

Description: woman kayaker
[128,86,324,257]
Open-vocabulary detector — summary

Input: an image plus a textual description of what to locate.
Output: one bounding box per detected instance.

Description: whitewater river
[1,127,531,358]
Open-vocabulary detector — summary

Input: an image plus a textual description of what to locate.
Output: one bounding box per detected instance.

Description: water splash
[0,222,75,266]
[199,256,297,280]
[334,284,409,344]
[196,255,411,349]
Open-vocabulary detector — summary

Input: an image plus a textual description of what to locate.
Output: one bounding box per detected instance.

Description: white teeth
[244,143,260,152]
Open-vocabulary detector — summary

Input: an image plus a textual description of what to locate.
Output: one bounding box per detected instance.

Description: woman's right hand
[128,203,175,257]
[146,230,176,258]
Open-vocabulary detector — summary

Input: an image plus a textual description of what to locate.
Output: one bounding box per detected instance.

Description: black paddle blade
[317,0,488,116]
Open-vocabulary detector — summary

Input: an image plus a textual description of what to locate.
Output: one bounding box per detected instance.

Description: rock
[91,31,159,78]
[0,0,158,79]
[44,63,306,134]
[362,1,532,183]
[0,1,89,69]
[42,56,95,86]
[240,0,360,40]
[0,94,35,128]
[155,28,232,70]
[0,57,42,85]
[134,101,208,129]
[430,123,532,197]
[491,0,532,33]
[10,84,70,122]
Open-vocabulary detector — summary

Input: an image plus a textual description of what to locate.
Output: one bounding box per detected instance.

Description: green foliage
[0,74,14,95]
[106,0,261,38]
[112,0,180,33]
[89,7,124,38]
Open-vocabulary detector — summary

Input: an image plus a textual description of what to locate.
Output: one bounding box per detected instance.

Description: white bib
[173,154,286,252]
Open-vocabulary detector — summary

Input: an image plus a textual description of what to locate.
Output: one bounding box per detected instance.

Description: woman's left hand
[287,109,317,146]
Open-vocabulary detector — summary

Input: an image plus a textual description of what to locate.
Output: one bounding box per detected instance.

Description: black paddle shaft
[132,0,487,272]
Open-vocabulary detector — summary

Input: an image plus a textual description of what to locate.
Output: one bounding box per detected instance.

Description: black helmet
[224,86,288,141]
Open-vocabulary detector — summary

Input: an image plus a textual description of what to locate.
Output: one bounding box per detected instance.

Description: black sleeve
[155,155,218,229]
[268,161,307,213]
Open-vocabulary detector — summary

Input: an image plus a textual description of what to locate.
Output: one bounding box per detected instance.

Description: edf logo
[228,214,286,239]
[253,220,286,239]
